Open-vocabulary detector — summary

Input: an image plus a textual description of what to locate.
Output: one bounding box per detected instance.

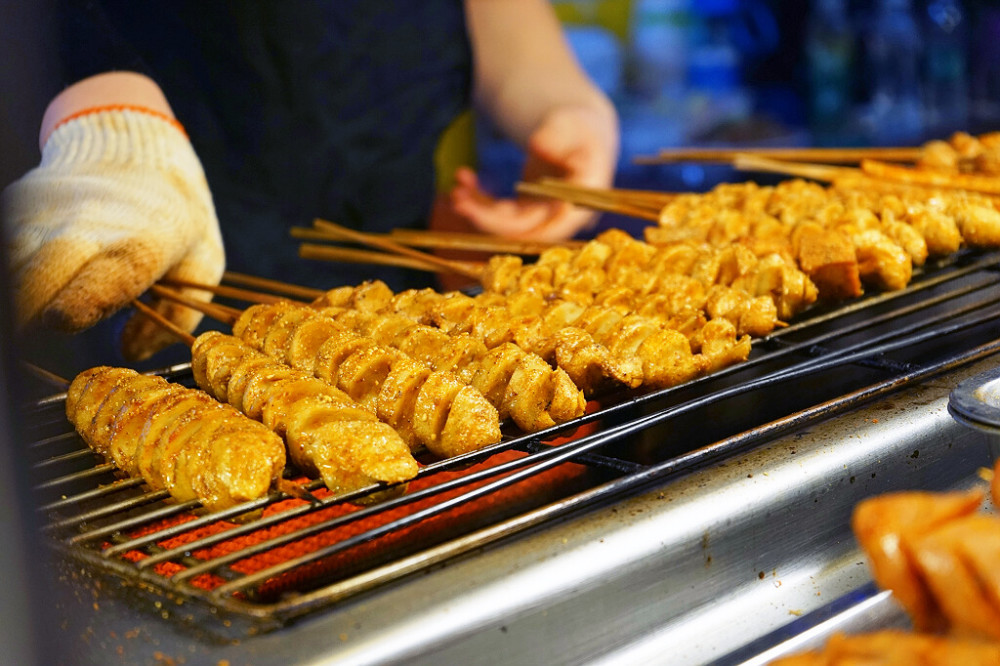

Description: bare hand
[449,106,617,242]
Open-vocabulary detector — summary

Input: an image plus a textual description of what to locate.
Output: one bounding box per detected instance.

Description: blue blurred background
[476,0,1000,233]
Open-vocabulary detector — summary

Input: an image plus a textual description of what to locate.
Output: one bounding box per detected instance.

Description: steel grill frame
[26,249,1000,636]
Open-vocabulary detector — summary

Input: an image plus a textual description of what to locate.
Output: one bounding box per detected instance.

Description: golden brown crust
[67,366,286,510]
[192,332,419,494]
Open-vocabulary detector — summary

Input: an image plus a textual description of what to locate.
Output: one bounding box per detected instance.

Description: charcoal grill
[24,249,1000,665]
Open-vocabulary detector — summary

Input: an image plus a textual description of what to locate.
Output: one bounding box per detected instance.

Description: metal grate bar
[167,445,595,583]
[44,490,173,532]
[35,463,117,490]
[28,431,79,451]
[32,448,100,469]
[39,477,147,513]
[516,439,648,474]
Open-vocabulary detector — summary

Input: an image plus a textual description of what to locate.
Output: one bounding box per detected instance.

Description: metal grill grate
[26,250,1000,636]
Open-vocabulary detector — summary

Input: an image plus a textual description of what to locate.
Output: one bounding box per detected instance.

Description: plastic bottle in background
[865,0,924,144]
[629,0,691,101]
[805,0,855,143]
[924,0,969,133]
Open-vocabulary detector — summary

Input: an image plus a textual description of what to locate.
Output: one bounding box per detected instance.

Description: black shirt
[57,0,473,289]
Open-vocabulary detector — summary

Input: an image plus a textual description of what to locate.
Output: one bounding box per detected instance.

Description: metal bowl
[949,364,1000,460]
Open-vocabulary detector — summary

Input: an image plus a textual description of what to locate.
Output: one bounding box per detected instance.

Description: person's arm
[450,0,619,241]
[39,71,177,147]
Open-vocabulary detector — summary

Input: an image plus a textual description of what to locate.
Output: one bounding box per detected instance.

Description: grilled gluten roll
[191,331,418,496]
[230,305,503,458]
[66,366,286,511]
[314,280,749,395]
[309,304,587,430]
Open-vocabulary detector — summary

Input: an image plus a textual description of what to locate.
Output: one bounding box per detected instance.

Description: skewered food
[231,303,503,457]
[313,279,749,395]
[479,229,812,335]
[303,282,589,422]
[312,304,586,430]
[66,366,286,510]
[647,178,1000,300]
[191,331,418,496]
[916,131,1000,176]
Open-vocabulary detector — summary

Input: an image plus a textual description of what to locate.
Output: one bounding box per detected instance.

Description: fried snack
[789,222,862,300]
[851,489,1000,640]
[316,280,749,395]
[232,303,502,457]
[648,178,1000,301]
[916,131,1000,175]
[769,630,1000,665]
[480,229,812,335]
[851,490,983,633]
[399,288,645,394]
[315,305,585,431]
[66,366,286,511]
[316,282,639,394]
[191,331,418,496]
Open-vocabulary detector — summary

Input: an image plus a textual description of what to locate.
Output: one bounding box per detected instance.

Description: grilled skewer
[148,285,505,456]
[230,301,503,457]
[191,331,419,498]
[131,298,419,498]
[648,179,1000,298]
[66,366,287,511]
[292,300,587,430]
[313,279,750,395]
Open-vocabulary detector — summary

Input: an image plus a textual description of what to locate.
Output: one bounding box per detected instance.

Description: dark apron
[58,0,473,290]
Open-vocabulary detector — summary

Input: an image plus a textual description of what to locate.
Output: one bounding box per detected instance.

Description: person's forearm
[39,71,175,148]
[463,0,618,153]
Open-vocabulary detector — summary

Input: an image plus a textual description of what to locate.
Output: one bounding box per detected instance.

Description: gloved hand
[2,107,225,361]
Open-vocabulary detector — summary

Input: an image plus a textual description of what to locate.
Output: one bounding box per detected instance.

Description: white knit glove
[2,107,225,361]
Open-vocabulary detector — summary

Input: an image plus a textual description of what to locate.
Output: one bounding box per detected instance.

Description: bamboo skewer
[149,284,240,326]
[731,153,863,182]
[223,271,325,300]
[159,277,289,305]
[299,243,486,275]
[131,298,195,346]
[294,225,571,256]
[540,183,678,210]
[516,181,661,221]
[634,145,923,165]
[535,177,678,209]
[311,219,485,280]
[21,361,69,390]
[388,228,585,254]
